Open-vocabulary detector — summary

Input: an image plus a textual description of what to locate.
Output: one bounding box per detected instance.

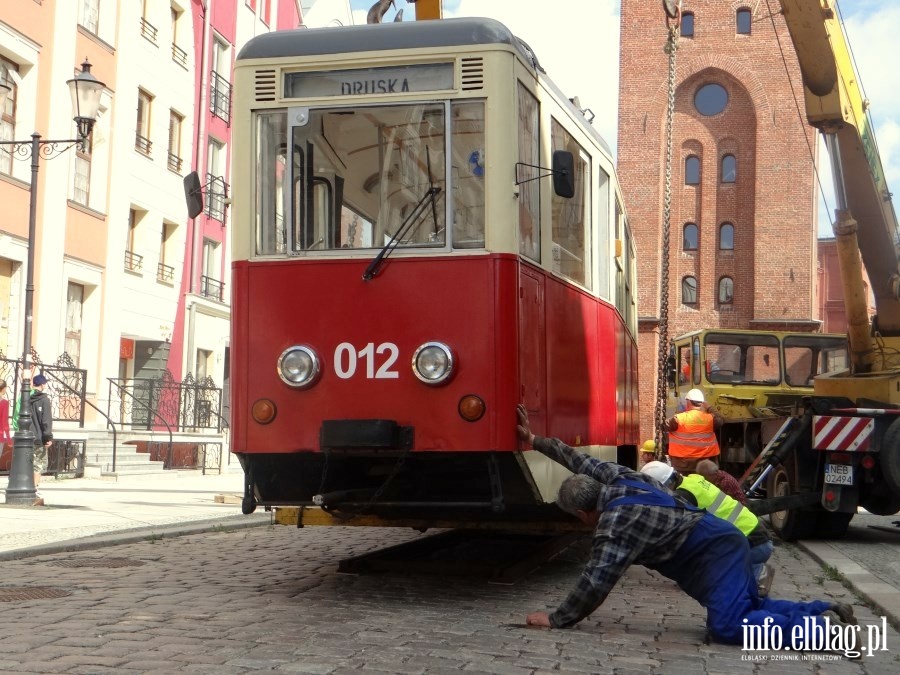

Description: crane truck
[665,0,900,540]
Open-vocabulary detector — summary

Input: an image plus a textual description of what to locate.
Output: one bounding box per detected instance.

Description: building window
[682,276,698,306]
[136,89,153,155]
[721,154,736,183]
[0,57,18,177]
[210,37,231,124]
[168,110,183,173]
[65,282,85,365]
[171,6,188,67]
[695,83,728,116]
[81,0,100,34]
[158,222,176,283]
[73,134,92,206]
[737,8,752,34]
[683,223,698,251]
[685,155,700,185]
[201,239,224,301]
[720,222,734,250]
[125,208,144,272]
[140,0,159,44]
[718,276,734,304]
[681,12,694,38]
[263,0,272,25]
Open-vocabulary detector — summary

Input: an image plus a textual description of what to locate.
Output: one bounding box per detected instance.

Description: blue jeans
[750,540,775,580]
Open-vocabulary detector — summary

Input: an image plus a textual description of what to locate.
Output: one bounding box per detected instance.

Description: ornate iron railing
[124,250,143,272]
[135,133,152,156]
[107,371,224,434]
[0,349,87,424]
[172,43,188,68]
[200,275,225,302]
[210,71,232,124]
[167,151,183,173]
[140,17,158,44]
[205,173,228,221]
[157,262,175,283]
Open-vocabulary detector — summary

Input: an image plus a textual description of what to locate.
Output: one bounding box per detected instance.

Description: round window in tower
[695,83,728,116]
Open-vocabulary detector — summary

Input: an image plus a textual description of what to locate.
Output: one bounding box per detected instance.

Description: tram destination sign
[284,63,454,98]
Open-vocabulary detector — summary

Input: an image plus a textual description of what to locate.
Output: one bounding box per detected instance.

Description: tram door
[519,268,546,434]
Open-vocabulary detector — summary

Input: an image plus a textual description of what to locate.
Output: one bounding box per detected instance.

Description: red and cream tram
[229,18,639,526]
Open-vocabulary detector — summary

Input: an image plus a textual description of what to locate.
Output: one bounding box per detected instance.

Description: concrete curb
[0,513,272,562]
[797,539,900,633]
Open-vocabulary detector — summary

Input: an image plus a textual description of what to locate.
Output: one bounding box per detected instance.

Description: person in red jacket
[666,388,722,473]
[0,379,10,467]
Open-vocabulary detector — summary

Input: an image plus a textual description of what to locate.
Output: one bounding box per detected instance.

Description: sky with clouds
[348,0,898,237]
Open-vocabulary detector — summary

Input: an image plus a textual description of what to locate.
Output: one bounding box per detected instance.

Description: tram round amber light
[278,345,320,388]
[251,398,277,425]
[412,341,454,385]
[458,395,485,422]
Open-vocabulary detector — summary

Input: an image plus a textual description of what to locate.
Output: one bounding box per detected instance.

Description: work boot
[32,497,45,507]
[757,563,775,597]
[829,602,858,625]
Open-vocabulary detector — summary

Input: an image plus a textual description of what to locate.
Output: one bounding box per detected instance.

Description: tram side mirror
[552,151,575,198]
[666,354,677,388]
[184,171,204,219]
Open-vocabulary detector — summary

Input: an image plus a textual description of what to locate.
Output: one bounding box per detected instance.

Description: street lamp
[0,59,104,506]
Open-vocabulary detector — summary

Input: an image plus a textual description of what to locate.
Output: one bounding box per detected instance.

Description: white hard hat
[686,388,705,403]
[641,460,675,485]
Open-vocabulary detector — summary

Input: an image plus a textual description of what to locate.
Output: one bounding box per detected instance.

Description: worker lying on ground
[516,404,854,645]
[696,458,746,504]
[666,388,723,473]
[641,460,775,596]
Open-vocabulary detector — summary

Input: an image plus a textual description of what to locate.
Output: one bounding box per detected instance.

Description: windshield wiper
[362,185,441,281]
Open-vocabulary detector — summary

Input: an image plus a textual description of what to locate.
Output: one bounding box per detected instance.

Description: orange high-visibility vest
[668,409,720,458]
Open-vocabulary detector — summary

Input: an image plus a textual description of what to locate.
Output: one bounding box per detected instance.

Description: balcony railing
[157,262,175,283]
[205,173,228,221]
[200,275,225,302]
[167,152,183,174]
[210,72,232,124]
[135,133,152,156]
[171,43,188,68]
[140,17,158,44]
[125,250,144,273]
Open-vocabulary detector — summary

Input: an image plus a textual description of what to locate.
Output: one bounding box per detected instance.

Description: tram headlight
[278,345,320,388]
[412,341,454,385]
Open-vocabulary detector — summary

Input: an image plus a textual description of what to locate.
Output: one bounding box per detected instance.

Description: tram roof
[237,17,538,67]
[237,17,612,157]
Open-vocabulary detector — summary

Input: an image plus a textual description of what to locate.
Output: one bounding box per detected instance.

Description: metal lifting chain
[654,10,680,459]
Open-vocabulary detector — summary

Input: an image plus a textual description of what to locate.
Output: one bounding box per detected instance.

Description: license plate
[825,463,854,485]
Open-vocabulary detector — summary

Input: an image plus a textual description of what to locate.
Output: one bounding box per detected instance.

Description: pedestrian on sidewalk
[30,374,53,503]
[641,460,775,596]
[515,404,854,646]
[0,380,9,466]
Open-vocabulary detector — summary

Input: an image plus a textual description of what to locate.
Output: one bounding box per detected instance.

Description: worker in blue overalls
[515,405,854,645]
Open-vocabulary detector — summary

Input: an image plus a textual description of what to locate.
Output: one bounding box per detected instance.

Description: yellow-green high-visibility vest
[680,473,758,536]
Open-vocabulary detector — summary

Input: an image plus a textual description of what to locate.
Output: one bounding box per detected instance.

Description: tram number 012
[334,342,400,379]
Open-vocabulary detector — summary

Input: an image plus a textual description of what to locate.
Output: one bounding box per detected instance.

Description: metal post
[5,133,41,505]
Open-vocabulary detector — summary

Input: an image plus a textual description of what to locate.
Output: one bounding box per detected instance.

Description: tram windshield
[255,101,485,255]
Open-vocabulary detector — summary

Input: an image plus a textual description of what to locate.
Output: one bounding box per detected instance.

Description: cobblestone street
[0,525,896,674]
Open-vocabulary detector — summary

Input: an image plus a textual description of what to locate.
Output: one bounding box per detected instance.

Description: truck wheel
[880,418,900,494]
[814,512,853,539]
[860,490,900,516]
[767,465,817,541]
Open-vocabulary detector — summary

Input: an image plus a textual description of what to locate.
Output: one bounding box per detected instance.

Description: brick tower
[618,1,821,441]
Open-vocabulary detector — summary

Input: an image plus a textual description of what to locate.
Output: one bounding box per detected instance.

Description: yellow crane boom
[779,0,900,374]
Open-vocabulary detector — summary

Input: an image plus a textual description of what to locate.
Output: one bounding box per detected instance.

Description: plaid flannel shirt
[533,436,704,628]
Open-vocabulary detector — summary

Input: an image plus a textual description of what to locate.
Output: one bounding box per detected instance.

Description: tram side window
[595,168,610,300]
[451,101,485,249]
[550,117,591,288]
[517,83,540,261]
[256,110,288,255]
